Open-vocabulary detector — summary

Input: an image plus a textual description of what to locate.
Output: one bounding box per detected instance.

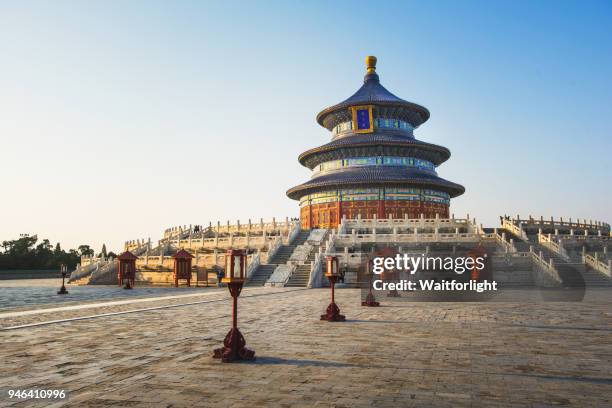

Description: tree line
[0,234,115,270]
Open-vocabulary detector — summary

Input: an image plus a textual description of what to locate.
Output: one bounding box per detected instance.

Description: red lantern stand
[172,249,194,287]
[362,258,380,306]
[321,256,346,321]
[117,251,138,289]
[213,249,255,362]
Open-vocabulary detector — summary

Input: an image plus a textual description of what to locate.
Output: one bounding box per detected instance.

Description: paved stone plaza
[1,286,611,407]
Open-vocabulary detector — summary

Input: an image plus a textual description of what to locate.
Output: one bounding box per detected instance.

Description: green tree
[78,245,94,257]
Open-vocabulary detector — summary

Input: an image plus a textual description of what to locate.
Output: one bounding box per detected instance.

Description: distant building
[287,56,464,229]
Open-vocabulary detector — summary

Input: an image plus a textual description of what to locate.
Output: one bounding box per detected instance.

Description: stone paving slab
[0,288,611,407]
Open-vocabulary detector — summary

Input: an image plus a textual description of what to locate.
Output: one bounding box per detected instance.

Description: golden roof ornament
[366,55,377,74]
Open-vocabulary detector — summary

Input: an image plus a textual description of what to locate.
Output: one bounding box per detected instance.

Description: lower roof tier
[298,132,451,169]
[286,166,465,200]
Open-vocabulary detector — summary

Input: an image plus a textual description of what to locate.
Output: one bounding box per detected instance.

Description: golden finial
[366,55,377,74]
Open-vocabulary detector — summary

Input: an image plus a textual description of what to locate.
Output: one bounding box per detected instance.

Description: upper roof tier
[316,56,430,130]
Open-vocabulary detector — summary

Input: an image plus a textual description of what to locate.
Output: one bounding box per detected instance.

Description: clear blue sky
[1,0,611,252]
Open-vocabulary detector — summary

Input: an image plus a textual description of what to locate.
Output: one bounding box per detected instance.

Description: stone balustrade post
[585,230,588,237]
[352,229,356,245]
[570,229,574,236]
[272,217,276,229]
[554,229,559,236]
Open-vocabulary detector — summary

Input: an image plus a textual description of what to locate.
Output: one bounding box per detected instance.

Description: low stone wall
[0,270,60,280]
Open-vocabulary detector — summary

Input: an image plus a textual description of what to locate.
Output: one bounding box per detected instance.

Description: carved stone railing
[308,250,324,288]
[529,246,562,286]
[163,217,295,240]
[520,215,609,230]
[287,220,301,245]
[538,233,570,261]
[334,231,484,246]
[266,235,283,263]
[341,214,477,232]
[246,252,261,279]
[492,229,517,253]
[89,259,119,284]
[583,253,612,278]
[501,218,529,241]
[69,260,102,282]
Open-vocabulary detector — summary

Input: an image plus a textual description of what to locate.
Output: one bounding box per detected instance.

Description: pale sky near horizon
[1,1,611,253]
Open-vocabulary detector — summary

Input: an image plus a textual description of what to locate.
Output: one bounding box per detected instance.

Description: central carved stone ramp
[246,231,311,287]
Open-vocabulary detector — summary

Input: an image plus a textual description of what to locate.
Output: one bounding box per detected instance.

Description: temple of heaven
[287,56,465,229]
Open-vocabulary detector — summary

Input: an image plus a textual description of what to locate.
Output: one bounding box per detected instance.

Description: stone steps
[285,265,311,287]
[246,265,277,287]
[247,230,312,286]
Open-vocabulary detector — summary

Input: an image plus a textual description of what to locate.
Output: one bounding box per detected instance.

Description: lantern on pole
[57,264,69,295]
[362,258,379,306]
[213,249,255,362]
[320,255,346,321]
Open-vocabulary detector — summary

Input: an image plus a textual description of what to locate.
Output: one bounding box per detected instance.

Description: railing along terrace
[167,235,279,251]
[339,213,478,233]
[501,218,529,241]
[139,251,260,269]
[162,217,295,240]
[504,215,610,233]
[334,231,487,246]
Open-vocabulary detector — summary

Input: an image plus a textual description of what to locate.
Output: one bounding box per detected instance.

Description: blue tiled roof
[298,133,451,168]
[316,73,430,129]
[286,166,464,200]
